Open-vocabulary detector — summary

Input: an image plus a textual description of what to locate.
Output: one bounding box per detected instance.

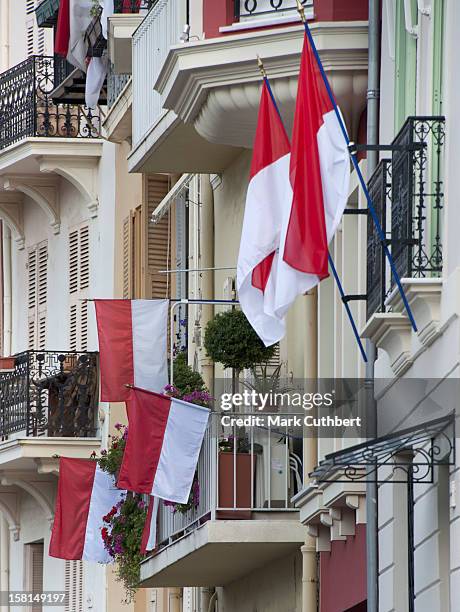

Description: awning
[35,0,60,28]
[151,173,194,223]
[310,414,455,484]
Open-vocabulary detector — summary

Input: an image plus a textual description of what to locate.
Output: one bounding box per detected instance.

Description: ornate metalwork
[235,0,312,20]
[366,116,445,318]
[0,56,100,151]
[107,63,131,109]
[310,414,455,484]
[113,0,156,12]
[0,351,99,439]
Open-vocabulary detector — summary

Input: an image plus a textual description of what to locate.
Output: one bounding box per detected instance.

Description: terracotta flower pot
[217,452,254,519]
[0,357,15,371]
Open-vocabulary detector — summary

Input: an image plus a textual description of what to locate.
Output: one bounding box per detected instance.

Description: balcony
[129,0,368,173]
[0,55,100,152]
[363,117,445,374]
[140,412,306,587]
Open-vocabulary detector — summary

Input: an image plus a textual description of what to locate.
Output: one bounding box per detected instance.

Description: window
[25,542,44,612]
[69,225,90,351]
[64,560,83,612]
[394,0,417,131]
[28,242,48,350]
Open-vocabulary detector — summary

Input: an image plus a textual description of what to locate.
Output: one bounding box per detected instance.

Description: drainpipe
[0,0,9,71]
[302,289,318,612]
[366,0,381,610]
[199,175,214,392]
[0,514,9,612]
[2,226,12,356]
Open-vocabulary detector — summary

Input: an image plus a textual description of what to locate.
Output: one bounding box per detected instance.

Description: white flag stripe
[146,497,159,551]
[237,154,291,346]
[132,299,169,394]
[152,398,209,504]
[82,465,125,564]
[274,110,350,317]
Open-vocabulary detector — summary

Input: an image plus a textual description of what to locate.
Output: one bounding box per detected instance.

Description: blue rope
[302,21,417,332]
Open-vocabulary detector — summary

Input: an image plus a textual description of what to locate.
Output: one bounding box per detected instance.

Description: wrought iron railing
[0,56,100,151]
[0,351,99,439]
[114,0,156,12]
[366,116,445,318]
[156,412,303,551]
[234,0,313,20]
[107,63,131,109]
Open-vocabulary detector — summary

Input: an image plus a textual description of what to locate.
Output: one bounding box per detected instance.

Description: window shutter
[28,242,48,350]
[146,176,171,299]
[65,560,83,612]
[69,225,90,351]
[25,542,44,612]
[122,214,134,299]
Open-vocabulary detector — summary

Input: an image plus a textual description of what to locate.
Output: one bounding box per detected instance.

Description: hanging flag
[140,496,159,555]
[274,33,350,318]
[117,388,209,504]
[237,81,292,346]
[67,0,93,72]
[55,0,70,57]
[85,56,107,108]
[49,458,125,563]
[94,299,169,402]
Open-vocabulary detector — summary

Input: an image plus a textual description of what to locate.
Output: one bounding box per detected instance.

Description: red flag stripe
[117,389,172,494]
[49,459,96,560]
[95,300,134,402]
[283,33,334,277]
[140,496,156,555]
[54,0,70,57]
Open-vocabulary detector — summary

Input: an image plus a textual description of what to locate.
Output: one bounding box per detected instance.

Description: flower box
[0,357,16,371]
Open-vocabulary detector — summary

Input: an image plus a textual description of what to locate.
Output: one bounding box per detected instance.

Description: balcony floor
[140,517,306,587]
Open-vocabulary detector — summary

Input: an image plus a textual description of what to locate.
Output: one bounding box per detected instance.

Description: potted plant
[0,356,16,371]
[204,310,277,517]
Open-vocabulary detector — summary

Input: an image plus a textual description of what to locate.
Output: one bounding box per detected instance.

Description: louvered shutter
[69,225,90,351]
[122,214,134,299]
[146,176,171,299]
[26,542,44,612]
[65,560,83,612]
[28,242,48,350]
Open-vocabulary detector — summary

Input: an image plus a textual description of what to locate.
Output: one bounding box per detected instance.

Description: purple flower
[138,500,146,510]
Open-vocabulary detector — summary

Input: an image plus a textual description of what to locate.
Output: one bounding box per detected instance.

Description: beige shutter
[28,242,48,350]
[146,176,171,299]
[65,560,83,612]
[69,225,90,351]
[25,542,44,611]
[122,214,134,299]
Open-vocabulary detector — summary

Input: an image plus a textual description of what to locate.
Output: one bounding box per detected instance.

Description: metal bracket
[341,294,367,304]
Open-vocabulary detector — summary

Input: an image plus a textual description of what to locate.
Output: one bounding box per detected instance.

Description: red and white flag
[140,496,159,555]
[237,81,291,346]
[118,388,209,504]
[49,458,125,563]
[55,0,93,71]
[274,33,350,317]
[95,299,169,402]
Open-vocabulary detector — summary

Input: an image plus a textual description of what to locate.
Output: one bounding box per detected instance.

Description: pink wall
[320,524,367,612]
[202,0,369,40]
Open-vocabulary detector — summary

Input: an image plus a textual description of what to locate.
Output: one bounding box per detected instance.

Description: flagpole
[295,0,417,333]
[257,58,368,364]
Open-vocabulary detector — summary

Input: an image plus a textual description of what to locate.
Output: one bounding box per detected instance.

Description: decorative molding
[1,477,54,526]
[3,175,60,234]
[362,312,413,376]
[0,492,20,541]
[34,458,59,476]
[0,192,25,249]
[38,155,100,218]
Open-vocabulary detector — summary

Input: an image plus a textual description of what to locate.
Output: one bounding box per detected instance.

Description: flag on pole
[140,496,159,555]
[274,33,350,317]
[49,458,125,563]
[237,81,292,346]
[117,388,209,503]
[94,299,169,402]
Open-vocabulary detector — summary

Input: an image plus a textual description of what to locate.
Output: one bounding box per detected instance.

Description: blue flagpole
[258,58,368,363]
[296,4,417,332]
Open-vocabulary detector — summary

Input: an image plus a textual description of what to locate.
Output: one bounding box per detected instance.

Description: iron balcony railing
[234,0,313,20]
[366,116,445,319]
[107,63,131,109]
[156,412,303,551]
[0,351,99,439]
[0,55,100,151]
